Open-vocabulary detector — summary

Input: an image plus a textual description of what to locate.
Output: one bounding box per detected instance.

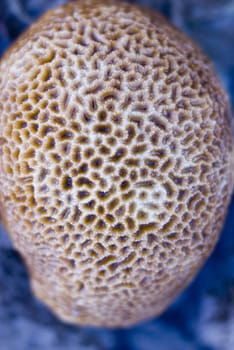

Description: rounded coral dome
[0,0,233,327]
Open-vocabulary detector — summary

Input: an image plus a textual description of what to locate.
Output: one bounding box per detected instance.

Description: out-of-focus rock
[0,224,12,249]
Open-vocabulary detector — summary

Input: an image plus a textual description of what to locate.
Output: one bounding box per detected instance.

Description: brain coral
[0,0,233,327]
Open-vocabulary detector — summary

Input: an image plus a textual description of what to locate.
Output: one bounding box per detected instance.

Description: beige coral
[0,0,233,327]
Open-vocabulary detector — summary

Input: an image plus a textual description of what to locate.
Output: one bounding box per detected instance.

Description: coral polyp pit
[0,0,233,327]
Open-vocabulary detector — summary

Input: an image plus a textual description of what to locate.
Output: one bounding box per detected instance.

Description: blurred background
[0,0,233,349]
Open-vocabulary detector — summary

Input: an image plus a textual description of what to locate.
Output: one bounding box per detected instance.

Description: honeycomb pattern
[0,0,233,327]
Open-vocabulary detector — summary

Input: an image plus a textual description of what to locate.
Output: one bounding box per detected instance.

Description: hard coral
[0,0,233,327]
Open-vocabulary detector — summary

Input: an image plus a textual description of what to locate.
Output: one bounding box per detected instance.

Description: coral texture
[0,0,233,327]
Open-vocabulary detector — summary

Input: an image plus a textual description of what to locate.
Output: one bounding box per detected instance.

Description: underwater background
[0,0,233,349]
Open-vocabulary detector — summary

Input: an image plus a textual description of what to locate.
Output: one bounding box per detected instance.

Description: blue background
[0,1,233,349]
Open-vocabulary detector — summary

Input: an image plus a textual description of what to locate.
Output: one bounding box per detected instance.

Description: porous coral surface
[0,0,233,327]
